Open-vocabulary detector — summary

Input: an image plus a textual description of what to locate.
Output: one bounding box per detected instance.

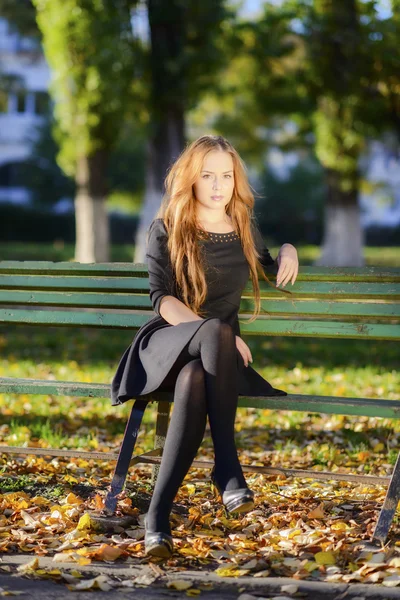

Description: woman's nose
[212,178,222,189]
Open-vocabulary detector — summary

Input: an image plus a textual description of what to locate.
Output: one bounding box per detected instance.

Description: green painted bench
[0,260,399,543]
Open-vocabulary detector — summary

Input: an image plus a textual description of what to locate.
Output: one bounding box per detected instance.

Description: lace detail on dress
[198,229,240,242]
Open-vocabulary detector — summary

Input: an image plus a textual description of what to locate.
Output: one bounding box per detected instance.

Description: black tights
[145,318,247,536]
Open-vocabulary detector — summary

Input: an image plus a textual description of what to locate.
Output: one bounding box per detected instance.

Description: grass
[0,242,134,263]
[0,242,398,483]
[0,325,399,478]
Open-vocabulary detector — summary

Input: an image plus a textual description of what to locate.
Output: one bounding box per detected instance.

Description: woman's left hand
[235,335,253,368]
[276,244,299,287]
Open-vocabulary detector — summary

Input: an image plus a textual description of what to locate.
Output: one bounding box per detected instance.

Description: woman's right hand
[235,335,253,368]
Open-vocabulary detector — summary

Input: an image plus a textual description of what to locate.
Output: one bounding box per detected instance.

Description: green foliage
[364,0,400,140]
[287,0,400,187]
[32,0,138,175]
[192,0,400,196]
[313,99,364,192]
[20,114,146,209]
[21,117,76,205]
[257,153,325,244]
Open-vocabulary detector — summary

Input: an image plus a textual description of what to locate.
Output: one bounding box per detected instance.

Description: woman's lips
[211,196,223,200]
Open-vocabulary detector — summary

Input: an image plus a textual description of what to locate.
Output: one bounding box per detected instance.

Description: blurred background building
[0,17,50,204]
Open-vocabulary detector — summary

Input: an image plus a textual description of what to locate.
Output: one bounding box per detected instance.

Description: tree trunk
[74,150,110,263]
[314,169,365,267]
[134,111,185,263]
[133,0,187,263]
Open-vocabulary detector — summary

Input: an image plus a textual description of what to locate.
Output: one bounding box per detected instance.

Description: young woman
[111,135,299,558]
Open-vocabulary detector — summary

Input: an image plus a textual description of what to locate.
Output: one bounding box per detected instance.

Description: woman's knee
[200,318,234,344]
[176,358,205,388]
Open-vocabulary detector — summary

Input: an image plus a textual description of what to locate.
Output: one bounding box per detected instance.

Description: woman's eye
[202,174,232,179]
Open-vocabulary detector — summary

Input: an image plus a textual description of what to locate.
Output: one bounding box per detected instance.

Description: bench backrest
[0,261,399,340]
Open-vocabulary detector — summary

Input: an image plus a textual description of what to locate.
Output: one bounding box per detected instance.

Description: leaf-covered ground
[0,310,399,591]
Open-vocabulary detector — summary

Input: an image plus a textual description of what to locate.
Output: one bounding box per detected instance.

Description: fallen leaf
[70,575,113,591]
[167,580,193,590]
[315,551,336,566]
[307,503,326,519]
[95,544,123,562]
[76,513,92,531]
[16,558,39,572]
[65,493,83,506]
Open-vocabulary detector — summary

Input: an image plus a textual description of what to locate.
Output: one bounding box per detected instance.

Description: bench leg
[372,451,400,544]
[151,400,171,487]
[103,398,148,515]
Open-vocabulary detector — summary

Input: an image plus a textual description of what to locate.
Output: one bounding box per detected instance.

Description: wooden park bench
[0,260,399,543]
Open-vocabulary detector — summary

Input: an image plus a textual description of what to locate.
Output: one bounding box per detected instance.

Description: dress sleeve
[146,219,175,317]
[251,221,279,276]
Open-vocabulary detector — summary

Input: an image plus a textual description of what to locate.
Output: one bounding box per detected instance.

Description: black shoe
[210,466,255,514]
[144,517,174,558]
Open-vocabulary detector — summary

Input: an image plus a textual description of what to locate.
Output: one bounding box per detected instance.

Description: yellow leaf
[167,580,193,590]
[70,570,84,578]
[289,529,302,539]
[77,557,92,566]
[331,521,350,531]
[64,475,79,484]
[373,442,385,452]
[184,484,196,496]
[16,557,39,572]
[95,544,123,562]
[303,561,320,572]
[357,451,370,461]
[31,496,50,506]
[77,513,92,530]
[93,494,104,511]
[186,590,201,596]
[65,493,83,505]
[215,565,243,577]
[315,551,336,566]
[307,503,326,519]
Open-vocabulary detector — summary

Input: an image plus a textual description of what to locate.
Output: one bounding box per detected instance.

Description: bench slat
[0,308,399,338]
[0,290,150,310]
[0,290,399,320]
[1,377,399,418]
[0,261,399,282]
[0,274,399,299]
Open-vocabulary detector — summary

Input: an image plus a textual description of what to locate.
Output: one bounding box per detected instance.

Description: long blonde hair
[155,134,292,323]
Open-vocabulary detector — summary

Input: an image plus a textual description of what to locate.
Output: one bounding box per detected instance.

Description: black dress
[110,218,287,406]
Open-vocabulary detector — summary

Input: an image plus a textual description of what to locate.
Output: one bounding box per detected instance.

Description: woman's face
[193,150,235,215]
